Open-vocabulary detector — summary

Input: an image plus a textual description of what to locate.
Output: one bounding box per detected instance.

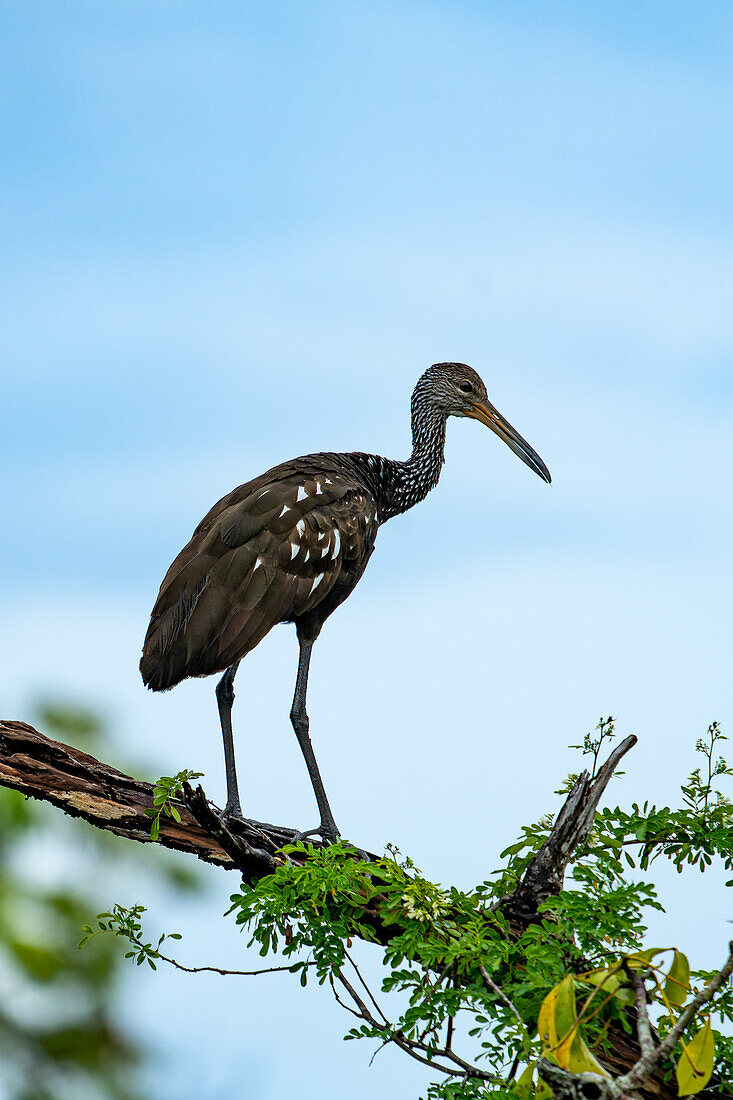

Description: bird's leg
[215,660,243,819]
[290,635,340,842]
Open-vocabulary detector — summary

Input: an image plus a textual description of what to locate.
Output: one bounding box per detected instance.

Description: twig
[329,974,366,1021]
[629,970,655,1058]
[479,964,525,1034]
[335,968,380,1025]
[153,947,309,979]
[334,971,456,1075]
[343,946,390,1026]
[333,969,482,1080]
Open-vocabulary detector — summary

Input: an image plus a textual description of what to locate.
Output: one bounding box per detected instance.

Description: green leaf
[666,950,691,1008]
[677,1019,715,1095]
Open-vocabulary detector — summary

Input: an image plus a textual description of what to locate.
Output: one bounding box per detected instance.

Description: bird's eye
[459,380,473,393]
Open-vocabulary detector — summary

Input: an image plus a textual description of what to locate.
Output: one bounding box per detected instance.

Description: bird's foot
[221,799,246,823]
[289,823,341,846]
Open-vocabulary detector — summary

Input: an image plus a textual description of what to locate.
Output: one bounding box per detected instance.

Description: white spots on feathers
[253,555,265,573]
[296,519,306,538]
[296,485,307,502]
[279,504,291,517]
[315,480,323,494]
[290,542,299,561]
[308,573,327,599]
[332,529,341,556]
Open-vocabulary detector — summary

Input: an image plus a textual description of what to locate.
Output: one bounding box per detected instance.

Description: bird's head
[413,362,551,484]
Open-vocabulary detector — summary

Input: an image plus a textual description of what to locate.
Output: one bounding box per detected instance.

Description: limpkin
[140,363,550,840]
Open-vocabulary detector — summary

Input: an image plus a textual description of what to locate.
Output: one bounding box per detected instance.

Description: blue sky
[2,3,733,1098]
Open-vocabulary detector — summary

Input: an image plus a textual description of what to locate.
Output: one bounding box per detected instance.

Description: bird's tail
[140,575,210,691]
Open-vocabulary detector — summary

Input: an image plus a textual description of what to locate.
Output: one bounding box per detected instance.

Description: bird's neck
[377,402,447,522]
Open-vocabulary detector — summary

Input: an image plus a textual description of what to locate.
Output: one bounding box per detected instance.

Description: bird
[140,362,550,841]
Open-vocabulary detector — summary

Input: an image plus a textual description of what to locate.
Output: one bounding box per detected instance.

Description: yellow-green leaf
[555,1025,579,1069]
[579,965,635,1009]
[538,976,577,1051]
[666,950,691,1009]
[514,1063,535,1099]
[538,988,558,1047]
[578,965,619,988]
[554,976,577,1041]
[566,1032,611,1079]
[538,975,581,1070]
[677,1019,715,1096]
[625,947,664,970]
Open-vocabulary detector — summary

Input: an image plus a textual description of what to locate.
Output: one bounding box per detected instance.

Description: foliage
[0,702,201,1100]
[143,769,203,841]
[99,719,733,1099]
[79,903,183,970]
[589,721,733,881]
[79,902,315,980]
[536,948,720,1091]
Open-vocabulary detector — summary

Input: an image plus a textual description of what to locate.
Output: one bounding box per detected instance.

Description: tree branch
[505,735,638,924]
[630,970,655,1059]
[0,720,373,875]
[2,718,721,1100]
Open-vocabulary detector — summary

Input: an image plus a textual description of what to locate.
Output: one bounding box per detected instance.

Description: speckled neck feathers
[372,388,447,523]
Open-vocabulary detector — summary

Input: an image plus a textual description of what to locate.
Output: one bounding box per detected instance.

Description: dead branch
[504,735,638,924]
[0,720,342,873]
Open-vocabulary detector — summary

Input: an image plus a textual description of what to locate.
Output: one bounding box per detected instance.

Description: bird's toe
[288,823,340,846]
[222,800,246,823]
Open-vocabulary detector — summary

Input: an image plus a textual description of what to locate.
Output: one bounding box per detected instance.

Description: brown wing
[140,462,378,690]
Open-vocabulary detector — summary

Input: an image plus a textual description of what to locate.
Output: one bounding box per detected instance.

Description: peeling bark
[0,719,329,871]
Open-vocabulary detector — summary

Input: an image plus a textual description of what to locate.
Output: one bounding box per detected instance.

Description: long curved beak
[467,400,551,484]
